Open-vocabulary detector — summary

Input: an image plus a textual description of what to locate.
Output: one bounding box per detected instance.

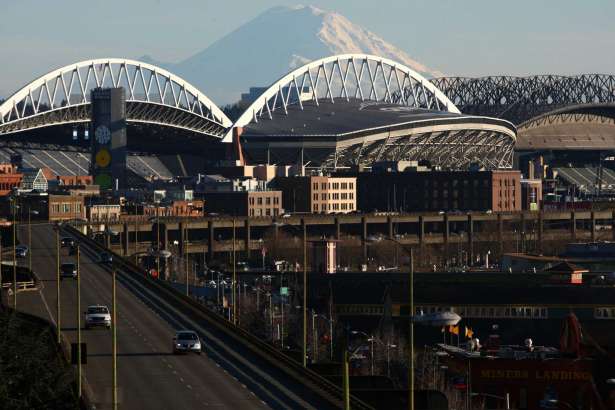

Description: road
[20,223,272,410]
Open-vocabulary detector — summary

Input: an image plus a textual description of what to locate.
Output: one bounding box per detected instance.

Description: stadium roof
[241,99,515,140]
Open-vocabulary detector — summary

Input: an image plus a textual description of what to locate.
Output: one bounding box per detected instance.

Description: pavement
[12,223,272,410]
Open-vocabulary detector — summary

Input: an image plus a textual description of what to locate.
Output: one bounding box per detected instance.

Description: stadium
[0,54,520,179]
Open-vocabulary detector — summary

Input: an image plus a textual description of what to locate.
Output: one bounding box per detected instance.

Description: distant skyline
[1,0,615,99]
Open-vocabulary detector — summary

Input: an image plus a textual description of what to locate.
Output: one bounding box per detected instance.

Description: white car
[173,330,202,354]
[84,305,111,329]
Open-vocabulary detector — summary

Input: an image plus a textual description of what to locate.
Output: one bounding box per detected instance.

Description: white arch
[0,58,232,133]
[224,54,460,142]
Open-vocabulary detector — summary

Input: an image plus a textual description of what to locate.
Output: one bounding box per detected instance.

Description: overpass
[89,210,615,268]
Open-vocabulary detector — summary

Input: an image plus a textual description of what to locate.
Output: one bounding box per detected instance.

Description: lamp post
[273,221,308,366]
[76,244,82,399]
[351,330,374,376]
[232,218,236,325]
[12,198,17,309]
[56,226,61,345]
[366,236,414,410]
[314,312,334,361]
[112,268,118,410]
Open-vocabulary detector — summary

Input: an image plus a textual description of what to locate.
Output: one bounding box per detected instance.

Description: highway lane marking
[110,271,282,409]
[186,385,192,389]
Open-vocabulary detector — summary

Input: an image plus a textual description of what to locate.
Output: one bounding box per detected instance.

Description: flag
[465,326,474,339]
[449,325,459,336]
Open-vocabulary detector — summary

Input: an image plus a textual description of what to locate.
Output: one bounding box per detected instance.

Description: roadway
[20,223,273,409]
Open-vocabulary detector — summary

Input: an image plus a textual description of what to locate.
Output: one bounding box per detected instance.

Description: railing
[65,224,373,410]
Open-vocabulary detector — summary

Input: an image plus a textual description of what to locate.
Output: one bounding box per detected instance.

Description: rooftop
[242,99,514,139]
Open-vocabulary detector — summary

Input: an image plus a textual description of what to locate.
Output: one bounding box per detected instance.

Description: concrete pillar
[497,213,504,256]
[571,211,577,241]
[538,212,544,253]
[443,214,450,263]
[418,216,425,245]
[162,224,168,251]
[468,214,474,264]
[612,210,615,241]
[244,219,251,260]
[178,222,185,256]
[387,217,394,240]
[122,222,129,256]
[591,211,596,242]
[208,221,215,263]
[335,217,341,240]
[361,217,368,264]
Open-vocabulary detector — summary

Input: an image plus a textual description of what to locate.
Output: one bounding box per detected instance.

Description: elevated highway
[15,224,370,409]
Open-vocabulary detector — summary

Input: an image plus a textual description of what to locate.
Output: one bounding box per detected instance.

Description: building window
[266,197,271,205]
[257,197,263,205]
[266,209,271,216]
[62,203,71,213]
[313,182,318,190]
[321,183,326,190]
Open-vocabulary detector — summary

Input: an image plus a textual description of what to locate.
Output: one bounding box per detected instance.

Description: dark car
[98,253,113,265]
[61,237,75,248]
[60,262,77,279]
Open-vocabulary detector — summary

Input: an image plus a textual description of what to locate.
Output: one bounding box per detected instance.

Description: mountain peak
[148,5,442,104]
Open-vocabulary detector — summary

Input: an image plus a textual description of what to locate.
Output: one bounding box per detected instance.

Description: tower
[90,87,127,190]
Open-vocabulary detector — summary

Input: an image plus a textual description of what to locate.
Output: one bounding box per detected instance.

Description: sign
[280,287,288,296]
[71,343,87,364]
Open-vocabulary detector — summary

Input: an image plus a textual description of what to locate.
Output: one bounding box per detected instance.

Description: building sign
[480,369,592,382]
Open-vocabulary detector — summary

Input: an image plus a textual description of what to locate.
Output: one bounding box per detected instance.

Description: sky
[1,0,615,98]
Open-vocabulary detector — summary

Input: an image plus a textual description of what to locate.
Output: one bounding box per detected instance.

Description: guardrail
[65,225,374,410]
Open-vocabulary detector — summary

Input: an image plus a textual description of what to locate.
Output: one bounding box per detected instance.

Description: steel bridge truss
[321,129,514,170]
[0,58,231,137]
[430,74,615,125]
[227,54,460,141]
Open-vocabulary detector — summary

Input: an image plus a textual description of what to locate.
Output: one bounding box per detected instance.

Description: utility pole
[12,206,17,310]
[134,217,138,265]
[312,309,317,362]
[232,219,236,325]
[409,247,414,410]
[302,221,307,367]
[28,207,31,272]
[185,228,189,297]
[112,269,118,410]
[56,229,61,345]
[343,351,350,410]
[77,245,82,399]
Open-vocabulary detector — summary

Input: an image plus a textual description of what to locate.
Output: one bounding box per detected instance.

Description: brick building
[202,191,282,217]
[271,175,357,214]
[356,170,521,213]
[48,194,85,221]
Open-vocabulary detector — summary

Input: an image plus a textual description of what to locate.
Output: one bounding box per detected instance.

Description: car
[60,262,77,279]
[84,305,111,329]
[60,237,75,248]
[172,330,202,354]
[98,253,113,265]
[15,245,28,258]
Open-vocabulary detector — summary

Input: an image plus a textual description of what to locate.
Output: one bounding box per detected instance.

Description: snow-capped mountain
[143,5,442,105]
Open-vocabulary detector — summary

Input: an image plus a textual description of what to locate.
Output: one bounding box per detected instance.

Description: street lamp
[313,312,334,361]
[273,220,308,367]
[366,236,414,410]
[351,330,375,376]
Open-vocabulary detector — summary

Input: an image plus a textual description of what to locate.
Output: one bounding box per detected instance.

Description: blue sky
[1,0,614,97]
